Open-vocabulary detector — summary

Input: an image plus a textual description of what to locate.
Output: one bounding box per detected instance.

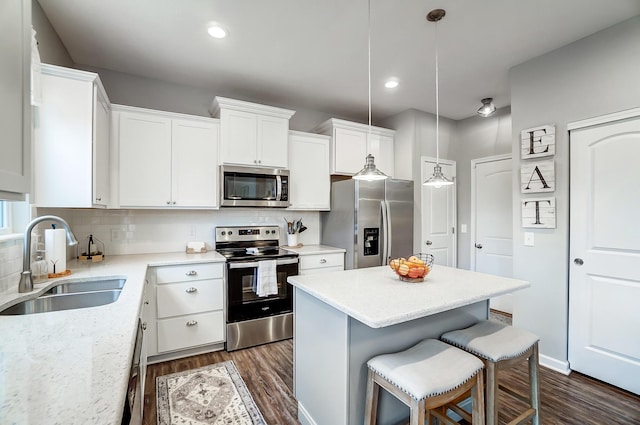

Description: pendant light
[423,9,453,188]
[353,0,388,182]
[477,97,496,117]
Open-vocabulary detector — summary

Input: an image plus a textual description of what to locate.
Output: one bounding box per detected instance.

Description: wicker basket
[391,253,434,282]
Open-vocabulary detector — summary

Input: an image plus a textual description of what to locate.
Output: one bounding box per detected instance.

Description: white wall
[510,16,640,370]
[451,108,512,270]
[32,0,73,67]
[36,208,321,256]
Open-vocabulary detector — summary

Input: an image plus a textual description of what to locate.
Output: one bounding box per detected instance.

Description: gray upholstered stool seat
[364,338,486,425]
[441,320,540,425]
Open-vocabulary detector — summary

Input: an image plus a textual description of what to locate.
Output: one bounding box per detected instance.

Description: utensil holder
[287,233,298,247]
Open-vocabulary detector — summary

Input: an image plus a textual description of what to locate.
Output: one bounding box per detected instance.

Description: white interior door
[421,158,456,267]
[472,156,513,313]
[569,114,640,395]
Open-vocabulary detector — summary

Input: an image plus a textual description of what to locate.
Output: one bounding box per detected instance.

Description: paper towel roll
[45,229,66,274]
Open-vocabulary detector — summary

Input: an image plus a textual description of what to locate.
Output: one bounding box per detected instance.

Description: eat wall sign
[521,124,556,228]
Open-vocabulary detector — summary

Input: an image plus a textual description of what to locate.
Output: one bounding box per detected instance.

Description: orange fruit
[398,264,410,276]
[389,258,401,271]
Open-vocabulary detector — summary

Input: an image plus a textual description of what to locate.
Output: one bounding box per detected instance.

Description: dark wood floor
[143,338,640,425]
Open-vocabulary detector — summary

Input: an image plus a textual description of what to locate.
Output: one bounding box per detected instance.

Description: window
[0,201,10,235]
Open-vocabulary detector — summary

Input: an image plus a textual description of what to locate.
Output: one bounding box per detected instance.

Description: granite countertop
[288,265,529,328]
[0,251,225,425]
[282,244,346,255]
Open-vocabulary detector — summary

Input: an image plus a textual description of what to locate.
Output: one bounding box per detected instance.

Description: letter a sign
[521,125,555,159]
[521,160,555,193]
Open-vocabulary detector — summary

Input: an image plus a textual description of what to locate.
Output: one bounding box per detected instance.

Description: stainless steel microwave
[220,165,290,208]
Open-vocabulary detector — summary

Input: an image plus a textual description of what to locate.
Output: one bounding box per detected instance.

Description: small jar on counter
[31,254,49,283]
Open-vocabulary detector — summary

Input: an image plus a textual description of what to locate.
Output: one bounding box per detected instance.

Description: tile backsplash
[0,237,23,294]
[36,208,322,256]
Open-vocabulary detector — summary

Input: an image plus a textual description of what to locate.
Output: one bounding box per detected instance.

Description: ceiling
[37,0,640,121]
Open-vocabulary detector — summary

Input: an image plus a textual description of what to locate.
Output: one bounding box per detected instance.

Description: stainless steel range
[215,226,299,351]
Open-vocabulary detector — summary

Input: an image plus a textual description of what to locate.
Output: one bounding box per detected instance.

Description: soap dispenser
[31,253,49,283]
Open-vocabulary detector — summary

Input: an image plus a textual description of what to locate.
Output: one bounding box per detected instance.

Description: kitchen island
[288,265,529,425]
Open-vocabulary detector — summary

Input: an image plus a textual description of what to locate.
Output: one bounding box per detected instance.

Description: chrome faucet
[18,215,78,293]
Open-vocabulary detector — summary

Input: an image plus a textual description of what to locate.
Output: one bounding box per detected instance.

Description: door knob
[425,240,433,246]
[475,243,483,249]
[574,258,584,266]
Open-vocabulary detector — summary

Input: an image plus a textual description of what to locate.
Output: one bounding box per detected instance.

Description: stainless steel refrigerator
[321,179,414,270]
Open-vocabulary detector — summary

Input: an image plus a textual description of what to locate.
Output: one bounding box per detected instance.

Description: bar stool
[441,320,540,425]
[364,338,485,425]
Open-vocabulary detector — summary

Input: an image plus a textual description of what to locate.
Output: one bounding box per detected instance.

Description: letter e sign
[521,160,555,193]
[521,125,555,159]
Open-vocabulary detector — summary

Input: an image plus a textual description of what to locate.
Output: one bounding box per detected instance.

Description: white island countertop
[288,265,529,328]
[0,251,225,425]
[282,244,346,255]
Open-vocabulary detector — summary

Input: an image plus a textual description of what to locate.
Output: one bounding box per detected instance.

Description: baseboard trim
[298,402,317,425]
[539,354,571,375]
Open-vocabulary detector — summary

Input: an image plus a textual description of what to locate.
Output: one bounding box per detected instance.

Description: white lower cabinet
[147,262,225,360]
[157,311,225,353]
[299,252,345,275]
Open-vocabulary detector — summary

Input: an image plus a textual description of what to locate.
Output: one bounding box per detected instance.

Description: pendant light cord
[435,18,440,164]
[367,0,372,139]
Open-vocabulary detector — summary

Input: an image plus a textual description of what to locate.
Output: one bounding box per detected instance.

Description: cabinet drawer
[300,253,344,271]
[299,265,344,275]
[157,311,224,353]
[156,279,223,318]
[156,262,223,284]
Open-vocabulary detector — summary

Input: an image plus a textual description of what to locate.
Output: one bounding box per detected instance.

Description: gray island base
[288,265,529,425]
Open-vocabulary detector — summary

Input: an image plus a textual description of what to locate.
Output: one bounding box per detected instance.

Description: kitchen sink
[0,289,122,315]
[44,278,126,295]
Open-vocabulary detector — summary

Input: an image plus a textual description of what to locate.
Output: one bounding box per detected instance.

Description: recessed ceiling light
[207,24,228,39]
[384,79,399,89]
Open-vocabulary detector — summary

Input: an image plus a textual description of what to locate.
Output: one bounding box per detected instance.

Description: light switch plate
[461,224,467,233]
[524,232,534,246]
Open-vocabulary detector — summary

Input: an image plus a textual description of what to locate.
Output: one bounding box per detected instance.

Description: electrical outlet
[111,229,119,241]
[189,225,197,238]
[524,232,534,246]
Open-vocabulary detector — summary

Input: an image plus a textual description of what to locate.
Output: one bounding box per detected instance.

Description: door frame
[470,153,512,272]
[567,106,640,378]
[420,156,457,267]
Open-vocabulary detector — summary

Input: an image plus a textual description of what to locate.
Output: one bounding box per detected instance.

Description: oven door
[227,257,298,323]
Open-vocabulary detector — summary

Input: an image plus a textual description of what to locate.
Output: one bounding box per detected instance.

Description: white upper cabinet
[0,0,31,201]
[34,65,111,208]
[314,118,395,178]
[288,131,330,210]
[210,97,295,168]
[114,105,219,208]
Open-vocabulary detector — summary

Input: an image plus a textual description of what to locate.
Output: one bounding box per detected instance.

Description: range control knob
[221,231,226,235]
[228,231,233,235]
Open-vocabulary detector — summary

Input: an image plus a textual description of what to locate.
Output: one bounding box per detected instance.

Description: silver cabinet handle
[186,320,198,327]
[144,300,149,305]
[185,287,198,293]
[475,243,483,249]
[95,197,101,202]
[320,259,327,264]
[258,160,261,164]
[142,322,147,331]
[172,201,176,205]
[185,270,198,276]
[574,258,584,266]
[166,201,171,205]
[426,240,433,246]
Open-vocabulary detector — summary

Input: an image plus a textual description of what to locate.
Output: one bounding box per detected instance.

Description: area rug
[156,360,267,425]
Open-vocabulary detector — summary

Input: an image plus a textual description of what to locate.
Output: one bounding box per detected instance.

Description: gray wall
[381,109,455,255]
[32,0,73,67]
[510,16,640,368]
[451,108,512,270]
